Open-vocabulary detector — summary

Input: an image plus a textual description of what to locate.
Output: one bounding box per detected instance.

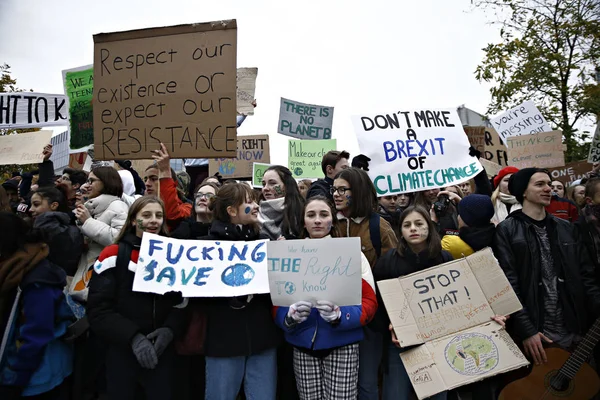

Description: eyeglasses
[195,193,215,200]
[330,186,351,195]
[86,178,99,184]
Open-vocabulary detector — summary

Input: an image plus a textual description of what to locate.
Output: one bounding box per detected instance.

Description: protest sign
[548,160,592,185]
[353,109,483,196]
[63,65,94,150]
[278,98,334,140]
[237,68,257,116]
[588,124,600,163]
[490,101,551,141]
[506,131,565,169]
[93,20,238,160]
[0,130,53,165]
[400,322,529,399]
[479,158,502,177]
[378,248,527,399]
[463,126,485,153]
[68,151,93,171]
[482,127,509,167]
[288,139,336,179]
[252,162,272,188]
[209,134,270,179]
[132,233,270,297]
[0,93,68,129]
[267,238,362,307]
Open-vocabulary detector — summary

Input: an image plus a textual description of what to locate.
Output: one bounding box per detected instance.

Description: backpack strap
[369,213,382,259]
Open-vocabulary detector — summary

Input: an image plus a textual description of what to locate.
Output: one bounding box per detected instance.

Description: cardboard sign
[400,322,529,399]
[490,101,552,141]
[63,65,94,150]
[588,124,600,163]
[479,158,502,177]
[132,233,269,297]
[252,162,272,188]
[0,93,68,129]
[483,127,509,167]
[267,238,362,307]
[68,151,88,170]
[548,160,592,184]
[93,20,238,160]
[209,134,270,179]
[237,67,257,116]
[506,131,565,169]
[0,130,53,165]
[353,108,483,196]
[463,126,485,153]
[288,139,337,179]
[278,98,334,140]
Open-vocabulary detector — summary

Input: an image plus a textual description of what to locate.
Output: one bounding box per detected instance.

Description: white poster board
[490,101,552,141]
[236,67,258,116]
[352,108,482,196]
[278,98,334,140]
[588,124,600,163]
[0,93,69,129]
[267,238,362,306]
[0,130,53,165]
[132,233,270,297]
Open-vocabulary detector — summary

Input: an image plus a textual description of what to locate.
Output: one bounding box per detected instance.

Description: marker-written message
[588,124,600,163]
[0,93,68,129]
[63,65,94,150]
[490,101,551,141]
[267,238,362,307]
[352,108,482,196]
[0,130,53,165]
[506,130,565,169]
[132,233,270,297]
[236,67,257,116]
[93,20,238,160]
[252,162,272,188]
[209,134,270,179]
[288,139,336,179]
[548,161,592,185]
[278,98,334,140]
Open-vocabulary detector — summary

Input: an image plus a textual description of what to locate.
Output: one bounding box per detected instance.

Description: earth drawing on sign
[444,333,499,376]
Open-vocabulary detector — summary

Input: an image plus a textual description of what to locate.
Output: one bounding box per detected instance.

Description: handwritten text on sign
[209,134,270,179]
[588,124,600,163]
[267,238,361,307]
[63,65,94,150]
[506,131,565,169]
[132,233,270,297]
[0,93,68,129]
[288,139,337,179]
[352,108,482,196]
[490,101,551,141]
[252,162,272,188]
[93,20,237,160]
[0,130,53,166]
[278,98,334,140]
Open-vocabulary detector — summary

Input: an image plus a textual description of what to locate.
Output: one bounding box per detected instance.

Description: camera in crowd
[433,194,450,218]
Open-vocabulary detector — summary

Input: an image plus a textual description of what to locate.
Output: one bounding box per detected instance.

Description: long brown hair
[114,197,169,243]
[210,183,257,230]
[301,196,340,238]
[192,182,220,222]
[396,205,441,259]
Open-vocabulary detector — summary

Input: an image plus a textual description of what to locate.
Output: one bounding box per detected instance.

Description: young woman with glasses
[170,182,219,240]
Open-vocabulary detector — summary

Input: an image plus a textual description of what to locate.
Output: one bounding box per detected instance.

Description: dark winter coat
[170,218,211,240]
[306,176,334,203]
[34,212,83,276]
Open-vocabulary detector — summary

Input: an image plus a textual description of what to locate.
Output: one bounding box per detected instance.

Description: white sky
[0,0,499,166]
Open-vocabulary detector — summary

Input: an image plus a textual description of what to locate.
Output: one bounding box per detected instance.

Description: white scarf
[493,193,522,225]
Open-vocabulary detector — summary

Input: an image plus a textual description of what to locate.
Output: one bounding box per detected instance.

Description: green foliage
[474,0,600,162]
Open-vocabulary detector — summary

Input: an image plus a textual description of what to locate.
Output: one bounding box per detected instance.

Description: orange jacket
[159,177,192,232]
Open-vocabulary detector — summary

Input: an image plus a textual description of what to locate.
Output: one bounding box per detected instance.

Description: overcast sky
[0,0,499,165]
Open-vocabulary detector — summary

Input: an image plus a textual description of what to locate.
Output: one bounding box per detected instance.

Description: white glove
[316,300,341,323]
[286,301,313,326]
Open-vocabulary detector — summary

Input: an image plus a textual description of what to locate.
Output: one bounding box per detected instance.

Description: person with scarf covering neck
[0,212,74,399]
[259,165,304,240]
[491,166,522,224]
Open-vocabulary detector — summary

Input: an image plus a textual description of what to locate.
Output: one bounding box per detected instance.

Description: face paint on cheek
[345,195,352,206]
[273,185,284,196]
[244,206,251,214]
[136,219,146,231]
[419,226,429,238]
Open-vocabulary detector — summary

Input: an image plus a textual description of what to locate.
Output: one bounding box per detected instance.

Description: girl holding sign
[87,197,186,400]
[274,196,377,399]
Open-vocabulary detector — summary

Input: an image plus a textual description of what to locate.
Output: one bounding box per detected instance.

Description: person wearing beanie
[491,166,521,224]
[441,194,496,259]
[493,168,600,369]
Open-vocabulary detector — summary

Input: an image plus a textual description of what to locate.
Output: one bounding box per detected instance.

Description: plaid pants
[293,343,360,400]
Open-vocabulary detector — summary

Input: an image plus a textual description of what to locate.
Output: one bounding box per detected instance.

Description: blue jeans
[383,343,447,400]
[205,347,277,400]
[358,326,383,400]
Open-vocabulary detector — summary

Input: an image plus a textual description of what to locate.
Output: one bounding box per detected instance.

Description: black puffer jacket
[87,233,186,348]
[201,219,282,357]
[34,212,83,276]
[493,210,600,342]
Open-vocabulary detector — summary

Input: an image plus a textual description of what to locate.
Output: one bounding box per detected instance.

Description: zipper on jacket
[310,321,318,350]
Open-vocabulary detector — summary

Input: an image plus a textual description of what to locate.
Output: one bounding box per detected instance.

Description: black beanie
[458,194,494,228]
[508,168,547,204]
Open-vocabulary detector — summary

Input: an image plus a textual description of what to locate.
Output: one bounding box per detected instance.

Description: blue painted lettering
[148,240,164,256]
[166,243,184,264]
[194,267,213,286]
[157,267,176,286]
[143,260,158,281]
[181,267,197,285]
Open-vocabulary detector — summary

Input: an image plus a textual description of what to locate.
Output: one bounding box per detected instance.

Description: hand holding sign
[286,301,312,326]
[152,143,171,179]
[316,300,341,323]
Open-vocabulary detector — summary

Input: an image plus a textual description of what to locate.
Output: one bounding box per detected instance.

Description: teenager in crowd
[494,168,600,367]
[71,167,128,302]
[259,165,305,240]
[143,163,160,197]
[491,166,521,224]
[201,183,281,399]
[37,144,88,209]
[414,188,459,235]
[546,181,579,222]
[171,182,219,240]
[569,183,587,211]
[306,150,350,202]
[87,197,185,400]
[378,195,402,235]
[551,180,566,198]
[332,167,397,400]
[297,179,312,199]
[30,186,83,276]
[274,196,377,399]
[373,206,453,399]
[0,212,74,399]
[458,179,474,197]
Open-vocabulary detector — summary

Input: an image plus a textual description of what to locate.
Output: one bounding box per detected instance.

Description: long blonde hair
[114,196,169,243]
